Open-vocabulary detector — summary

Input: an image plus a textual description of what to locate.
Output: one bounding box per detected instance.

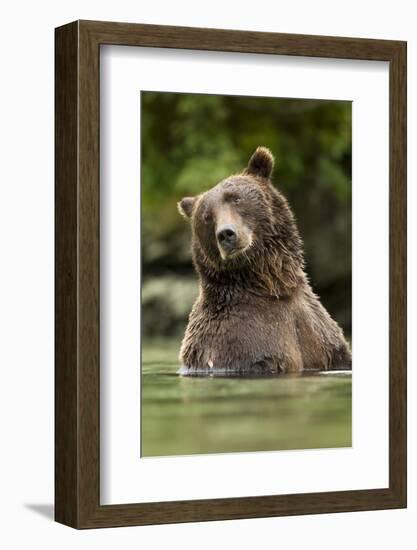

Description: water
[141,340,352,457]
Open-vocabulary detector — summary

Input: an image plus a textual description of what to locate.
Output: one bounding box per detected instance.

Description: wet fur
[179,147,352,375]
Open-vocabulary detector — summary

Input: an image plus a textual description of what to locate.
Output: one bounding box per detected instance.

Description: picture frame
[55,20,407,529]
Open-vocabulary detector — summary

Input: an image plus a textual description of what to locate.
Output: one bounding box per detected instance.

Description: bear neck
[194,242,305,304]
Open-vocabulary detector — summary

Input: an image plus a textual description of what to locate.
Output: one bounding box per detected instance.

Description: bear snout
[216,224,237,250]
[216,224,248,260]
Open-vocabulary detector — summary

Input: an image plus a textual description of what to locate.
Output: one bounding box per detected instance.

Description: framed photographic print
[55,20,407,528]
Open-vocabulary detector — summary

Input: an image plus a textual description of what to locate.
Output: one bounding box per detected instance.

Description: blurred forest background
[141,92,352,345]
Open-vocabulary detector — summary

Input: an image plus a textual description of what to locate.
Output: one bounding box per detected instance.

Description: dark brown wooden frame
[55,20,407,529]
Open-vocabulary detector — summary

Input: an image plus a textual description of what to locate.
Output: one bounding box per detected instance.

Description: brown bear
[177,147,351,376]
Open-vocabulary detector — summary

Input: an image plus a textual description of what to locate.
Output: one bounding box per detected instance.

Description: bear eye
[225,193,241,204]
[203,211,212,223]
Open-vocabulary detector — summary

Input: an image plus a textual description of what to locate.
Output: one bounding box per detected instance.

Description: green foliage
[142,276,198,338]
[141,92,352,336]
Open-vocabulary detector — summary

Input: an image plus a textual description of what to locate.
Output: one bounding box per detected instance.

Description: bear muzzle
[217,224,237,248]
[216,223,252,260]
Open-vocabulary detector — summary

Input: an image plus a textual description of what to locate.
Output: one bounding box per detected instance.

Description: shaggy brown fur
[178,147,351,376]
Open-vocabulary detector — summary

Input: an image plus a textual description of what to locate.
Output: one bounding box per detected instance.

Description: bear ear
[244,146,274,179]
[177,196,196,219]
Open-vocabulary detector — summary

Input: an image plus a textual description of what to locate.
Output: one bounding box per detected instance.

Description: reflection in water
[141,342,352,458]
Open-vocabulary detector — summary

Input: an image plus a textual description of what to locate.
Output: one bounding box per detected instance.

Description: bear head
[178,147,305,298]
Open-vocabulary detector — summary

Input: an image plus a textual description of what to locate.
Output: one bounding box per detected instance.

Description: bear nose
[216,224,237,247]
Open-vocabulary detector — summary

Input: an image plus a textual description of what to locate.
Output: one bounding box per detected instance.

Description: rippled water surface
[141,340,352,457]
